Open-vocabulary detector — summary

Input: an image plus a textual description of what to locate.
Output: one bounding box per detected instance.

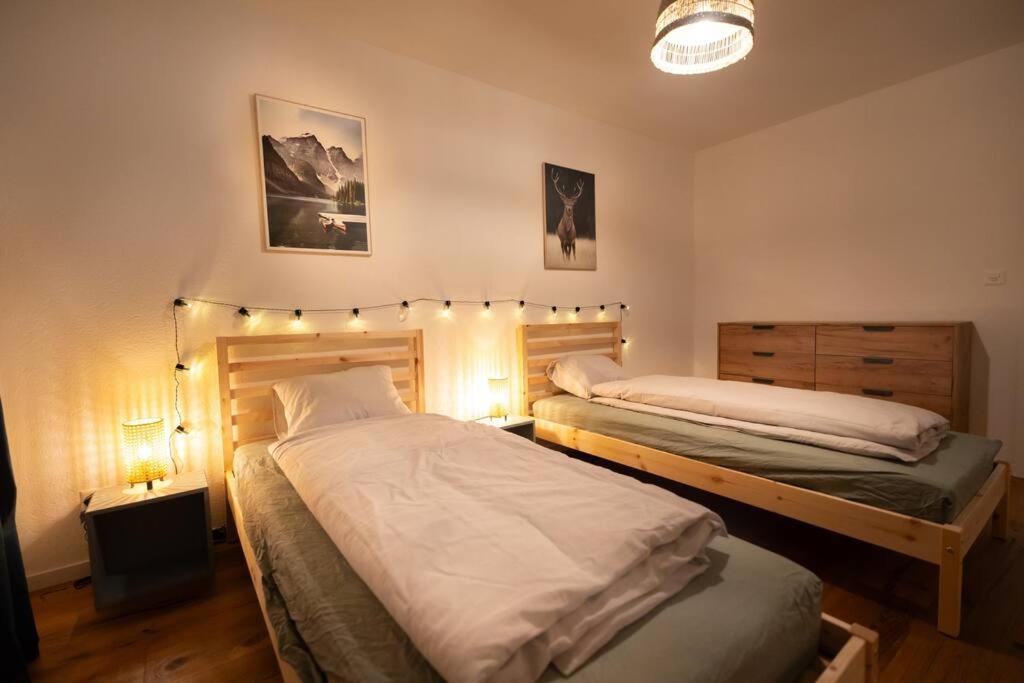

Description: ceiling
[336,0,1024,150]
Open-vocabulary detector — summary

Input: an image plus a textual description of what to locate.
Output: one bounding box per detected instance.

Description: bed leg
[851,623,879,683]
[226,499,239,544]
[938,528,963,637]
[991,467,1011,541]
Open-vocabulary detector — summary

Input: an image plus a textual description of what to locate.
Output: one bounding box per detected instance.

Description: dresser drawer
[816,325,954,361]
[816,383,953,419]
[719,324,815,354]
[719,349,815,383]
[720,373,814,390]
[815,355,953,396]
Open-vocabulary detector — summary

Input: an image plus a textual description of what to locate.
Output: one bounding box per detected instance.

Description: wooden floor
[28,544,278,682]
[28,478,1024,682]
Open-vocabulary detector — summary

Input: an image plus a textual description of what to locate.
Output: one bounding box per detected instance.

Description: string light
[173,297,627,317]
[169,295,629,450]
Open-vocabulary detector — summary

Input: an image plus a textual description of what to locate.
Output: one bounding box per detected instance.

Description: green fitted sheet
[234,440,822,683]
[533,395,1002,523]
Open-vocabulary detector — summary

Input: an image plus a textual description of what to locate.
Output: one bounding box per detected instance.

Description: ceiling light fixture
[651,0,755,75]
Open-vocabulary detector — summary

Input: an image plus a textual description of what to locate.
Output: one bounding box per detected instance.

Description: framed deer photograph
[543,162,596,270]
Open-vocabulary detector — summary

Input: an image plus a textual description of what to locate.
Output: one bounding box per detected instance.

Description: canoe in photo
[318,213,348,234]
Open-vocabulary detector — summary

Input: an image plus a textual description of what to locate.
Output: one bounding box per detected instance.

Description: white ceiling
[337,0,1024,150]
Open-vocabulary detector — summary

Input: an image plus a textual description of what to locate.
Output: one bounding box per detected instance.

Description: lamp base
[122,478,172,496]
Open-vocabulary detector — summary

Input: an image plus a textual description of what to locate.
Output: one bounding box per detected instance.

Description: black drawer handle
[863,356,894,365]
[862,325,895,332]
[752,324,775,331]
[752,351,775,357]
[862,388,894,397]
[751,377,775,385]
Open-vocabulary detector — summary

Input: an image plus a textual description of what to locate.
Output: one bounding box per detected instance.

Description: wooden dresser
[718,322,972,431]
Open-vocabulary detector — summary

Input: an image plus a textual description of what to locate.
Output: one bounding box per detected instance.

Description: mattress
[233,440,822,683]
[533,394,1001,523]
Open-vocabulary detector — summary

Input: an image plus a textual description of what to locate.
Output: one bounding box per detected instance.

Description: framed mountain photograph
[543,162,596,270]
[256,95,371,255]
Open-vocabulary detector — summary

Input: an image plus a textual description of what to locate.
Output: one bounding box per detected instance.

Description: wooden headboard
[217,330,425,470]
[517,321,621,415]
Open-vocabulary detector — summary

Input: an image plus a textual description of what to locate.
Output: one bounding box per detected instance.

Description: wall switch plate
[984,270,1007,286]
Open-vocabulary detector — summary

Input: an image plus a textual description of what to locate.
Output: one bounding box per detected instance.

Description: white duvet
[590,376,949,462]
[270,413,724,683]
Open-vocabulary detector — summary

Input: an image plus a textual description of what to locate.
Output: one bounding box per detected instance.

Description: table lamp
[488,376,510,420]
[122,417,170,491]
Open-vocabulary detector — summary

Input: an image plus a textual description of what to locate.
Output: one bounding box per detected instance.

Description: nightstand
[82,470,214,613]
[475,415,536,442]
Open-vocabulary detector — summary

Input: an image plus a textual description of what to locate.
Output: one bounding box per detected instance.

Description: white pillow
[272,365,410,438]
[546,354,627,399]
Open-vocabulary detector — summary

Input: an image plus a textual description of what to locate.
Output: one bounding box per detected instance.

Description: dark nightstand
[82,470,214,613]
[475,415,536,442]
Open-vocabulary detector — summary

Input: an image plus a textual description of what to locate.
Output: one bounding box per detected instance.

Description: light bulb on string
[399,300,410,322]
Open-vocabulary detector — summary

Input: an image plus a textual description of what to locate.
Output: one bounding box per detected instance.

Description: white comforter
[270,413,724,683]
[591,376,949,462]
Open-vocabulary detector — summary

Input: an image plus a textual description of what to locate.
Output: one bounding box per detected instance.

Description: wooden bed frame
[517,321,1011,638]
[215,330,877,683]
[217,330,425,683]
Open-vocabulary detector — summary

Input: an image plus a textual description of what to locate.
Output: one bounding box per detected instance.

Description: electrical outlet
[984,270,1006,286]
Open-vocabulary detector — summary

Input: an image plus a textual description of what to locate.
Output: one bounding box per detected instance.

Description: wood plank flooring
[28,478,1024,682]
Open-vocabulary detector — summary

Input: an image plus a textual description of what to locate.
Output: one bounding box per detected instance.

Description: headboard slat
[218,330,426,472]
[517,322,621,415]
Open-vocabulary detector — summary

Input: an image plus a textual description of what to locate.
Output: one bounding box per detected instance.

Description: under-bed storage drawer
[815,325,954,361]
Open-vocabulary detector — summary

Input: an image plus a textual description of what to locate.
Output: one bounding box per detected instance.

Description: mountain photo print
[256,95,371,255]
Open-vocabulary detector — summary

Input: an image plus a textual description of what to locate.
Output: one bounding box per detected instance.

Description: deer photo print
[543,162,596,270]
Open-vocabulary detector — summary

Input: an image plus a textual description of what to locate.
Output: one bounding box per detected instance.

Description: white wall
[0,0,693,585]
[693,43,1024,473]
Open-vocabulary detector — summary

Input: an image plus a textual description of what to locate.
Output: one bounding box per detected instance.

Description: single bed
[517,321,1011,638]
[217,330,877,683]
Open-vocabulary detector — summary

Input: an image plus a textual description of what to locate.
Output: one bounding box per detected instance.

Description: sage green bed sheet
[234,440,822,683]
[533,395,1002,524]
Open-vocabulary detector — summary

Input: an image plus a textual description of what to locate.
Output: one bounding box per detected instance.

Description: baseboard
[27,560,90,592]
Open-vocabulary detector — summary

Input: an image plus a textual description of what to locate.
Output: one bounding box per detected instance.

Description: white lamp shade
[122,417,169,485]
